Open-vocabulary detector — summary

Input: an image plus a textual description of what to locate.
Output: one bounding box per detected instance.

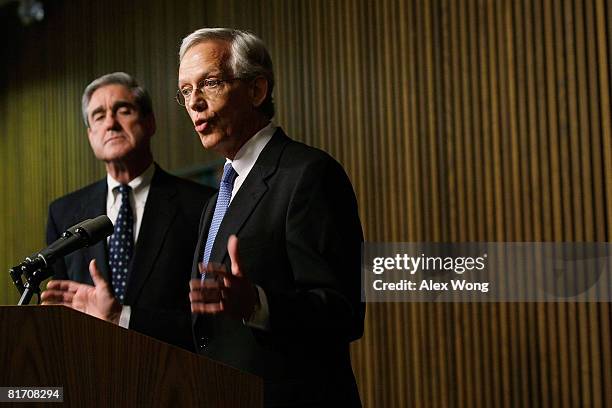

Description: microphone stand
[8,215,114,305]
[10,262,53,305]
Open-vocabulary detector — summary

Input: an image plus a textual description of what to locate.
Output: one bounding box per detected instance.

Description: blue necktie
[109,184,134,303]
[202,163,238,268]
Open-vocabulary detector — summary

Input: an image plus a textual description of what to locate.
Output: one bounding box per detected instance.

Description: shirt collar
[227,122,276,175]
[107,162,155,193]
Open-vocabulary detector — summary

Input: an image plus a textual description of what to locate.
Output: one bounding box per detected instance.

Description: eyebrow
[88,101,136,118]
[112,101,136,111]
[178,70,223,87]
[89,106,105,119]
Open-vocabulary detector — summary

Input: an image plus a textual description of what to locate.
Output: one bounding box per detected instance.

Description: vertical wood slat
[0,0,610,406]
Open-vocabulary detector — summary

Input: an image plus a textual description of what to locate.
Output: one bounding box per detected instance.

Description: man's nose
[103,113,121,130]
[188,90,207,112]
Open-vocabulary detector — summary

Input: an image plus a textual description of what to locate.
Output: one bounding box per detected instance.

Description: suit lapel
[124,167,177,304]
[77,180,110,281]
[209,129,290,265]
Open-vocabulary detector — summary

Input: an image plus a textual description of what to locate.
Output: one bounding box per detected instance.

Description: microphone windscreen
[66,218,91,234]
[79,215,114,244]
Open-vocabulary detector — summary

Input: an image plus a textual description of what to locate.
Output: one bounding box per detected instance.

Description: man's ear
[250,76,268,108]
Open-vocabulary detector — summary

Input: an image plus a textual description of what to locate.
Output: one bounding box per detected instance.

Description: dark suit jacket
[47,165,215,351]
[192,129,365,407]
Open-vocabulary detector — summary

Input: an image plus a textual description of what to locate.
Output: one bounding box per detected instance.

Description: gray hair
[179,28,275,119]
[81,72,153,127]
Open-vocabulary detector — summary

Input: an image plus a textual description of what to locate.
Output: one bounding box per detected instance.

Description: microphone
[20,215,114,274]
[8,219,90,294]
[10,215,114,305]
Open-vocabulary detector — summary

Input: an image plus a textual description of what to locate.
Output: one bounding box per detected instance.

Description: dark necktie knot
[116,184,131,196]
[221,163,238,185]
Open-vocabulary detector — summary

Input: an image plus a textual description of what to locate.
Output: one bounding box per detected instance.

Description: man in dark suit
[179,29,365,406]
[41,72,215,350]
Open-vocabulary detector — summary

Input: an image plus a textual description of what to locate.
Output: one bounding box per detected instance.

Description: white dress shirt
[106,163,155,242]
[228,123,275,202]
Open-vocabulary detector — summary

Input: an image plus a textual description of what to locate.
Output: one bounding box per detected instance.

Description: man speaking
[179,28,365,406]
[41,72,215,350]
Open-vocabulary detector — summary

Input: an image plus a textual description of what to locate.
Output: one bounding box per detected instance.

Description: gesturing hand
[41,259,122,324]
[189,235,258,321]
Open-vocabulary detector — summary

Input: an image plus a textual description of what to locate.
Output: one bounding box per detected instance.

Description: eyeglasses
[175,77,248,106]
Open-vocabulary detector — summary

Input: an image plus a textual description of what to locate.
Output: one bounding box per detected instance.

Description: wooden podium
[0,306,262,406]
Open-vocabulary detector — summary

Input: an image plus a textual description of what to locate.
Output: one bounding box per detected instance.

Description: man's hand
[190,235,258,320]
[41,259,122,324]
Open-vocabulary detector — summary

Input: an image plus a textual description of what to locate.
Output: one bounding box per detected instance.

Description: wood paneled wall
[0,0,610,406]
